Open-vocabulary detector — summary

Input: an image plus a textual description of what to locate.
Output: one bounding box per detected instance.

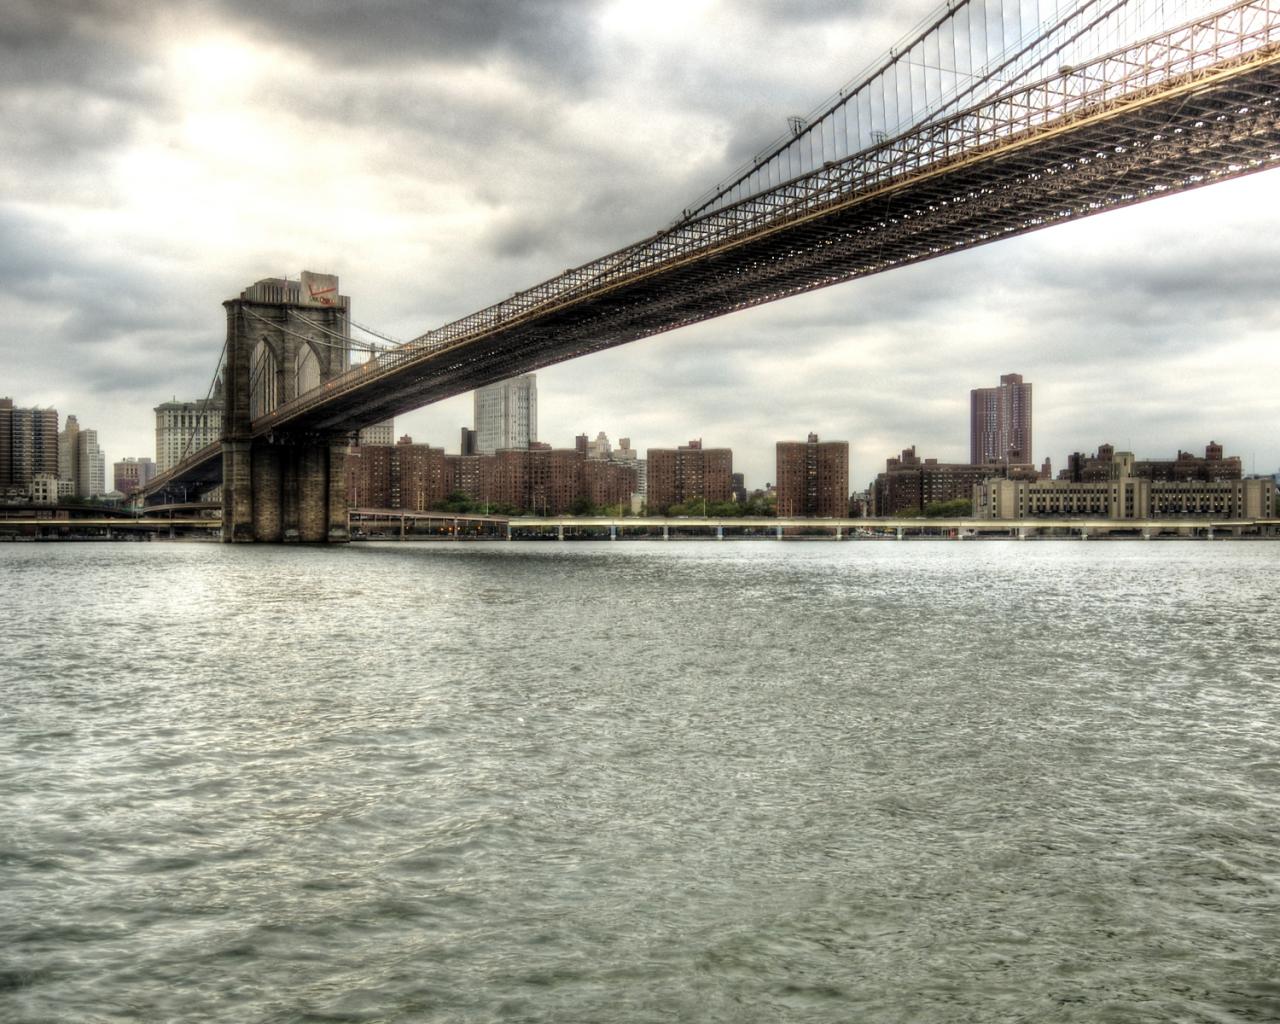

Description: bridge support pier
[220,283,353,544]
[223,434,350,544]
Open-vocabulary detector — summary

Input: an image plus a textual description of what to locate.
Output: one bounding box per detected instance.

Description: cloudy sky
[4,0,1278,490]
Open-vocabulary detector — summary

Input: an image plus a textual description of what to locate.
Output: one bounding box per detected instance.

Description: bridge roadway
[140,0,1280,508]
[0,501,225,537]
[0,517,222,537]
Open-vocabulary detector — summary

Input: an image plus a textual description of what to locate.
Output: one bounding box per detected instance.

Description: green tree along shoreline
[660,492,776,518]
[428,491,629,518]
[427,490,781,518]
[895,499,974,519]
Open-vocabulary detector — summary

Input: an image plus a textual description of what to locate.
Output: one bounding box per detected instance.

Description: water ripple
[1,540,1277,1022]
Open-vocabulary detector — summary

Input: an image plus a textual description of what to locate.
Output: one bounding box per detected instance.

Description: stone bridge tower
[222,273,352,543]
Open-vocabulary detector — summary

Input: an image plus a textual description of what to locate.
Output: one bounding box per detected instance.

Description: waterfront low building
[975,474,1274,520]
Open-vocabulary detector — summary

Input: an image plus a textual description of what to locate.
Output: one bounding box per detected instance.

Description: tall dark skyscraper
[970,373,1033,465]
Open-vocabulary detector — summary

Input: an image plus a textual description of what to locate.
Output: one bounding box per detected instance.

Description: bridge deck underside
[287,58,1278,434]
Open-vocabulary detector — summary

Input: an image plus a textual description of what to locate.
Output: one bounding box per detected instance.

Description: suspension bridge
[137,0,1280,541]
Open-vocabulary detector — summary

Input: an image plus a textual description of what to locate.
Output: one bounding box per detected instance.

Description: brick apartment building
[775,433,849,517]
[347,440,636,515]
[870,446,1038,516]
[645,440,733,513]
[1061,441,1242,483]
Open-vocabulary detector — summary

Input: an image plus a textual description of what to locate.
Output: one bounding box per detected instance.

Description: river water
[2,539,1277,1023]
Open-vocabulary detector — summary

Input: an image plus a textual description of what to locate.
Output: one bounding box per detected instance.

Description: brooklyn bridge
[136,0,1280,541]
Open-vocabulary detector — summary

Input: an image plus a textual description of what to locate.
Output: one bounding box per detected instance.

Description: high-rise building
[970,372,1033,466]
[155,395,223,472]
[645,439,733,513]
[585,432,612,460]
[346,437,453,511]
[58,414,79,492]
[114,457,157,495]
[473,375,537,454]
[776,433,850,517]
[612,436,646,501]
[0,399,59,495]
[76,429,106,497]
[357,419,394,447]
[574,431,645,506]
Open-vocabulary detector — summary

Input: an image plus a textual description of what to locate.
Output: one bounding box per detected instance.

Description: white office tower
[76,429,106,497]
[155,397,223,472]
[358,419,395,446]
[473,375,537,454]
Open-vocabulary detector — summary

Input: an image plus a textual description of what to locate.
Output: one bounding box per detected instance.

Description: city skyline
[3,2,1279,490]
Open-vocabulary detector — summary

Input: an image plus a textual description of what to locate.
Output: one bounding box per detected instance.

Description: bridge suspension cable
[172,335,227,470]
[682,0,1219,220]
[349,319,405,348]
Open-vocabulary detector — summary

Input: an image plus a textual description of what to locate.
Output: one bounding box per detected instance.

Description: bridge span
[137,0,1280,541]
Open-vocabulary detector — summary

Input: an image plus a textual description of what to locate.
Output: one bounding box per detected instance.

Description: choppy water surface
[2,539,1278,1023]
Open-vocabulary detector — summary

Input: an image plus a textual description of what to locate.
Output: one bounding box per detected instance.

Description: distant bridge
[138,0,1280,541]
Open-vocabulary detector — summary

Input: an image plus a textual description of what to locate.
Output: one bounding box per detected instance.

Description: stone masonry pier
[221,276,353,543]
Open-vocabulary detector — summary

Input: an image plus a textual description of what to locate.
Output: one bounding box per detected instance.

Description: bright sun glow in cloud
[598,0,718,40]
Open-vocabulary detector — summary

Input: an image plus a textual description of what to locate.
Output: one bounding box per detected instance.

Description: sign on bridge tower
[222,274,353,543]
